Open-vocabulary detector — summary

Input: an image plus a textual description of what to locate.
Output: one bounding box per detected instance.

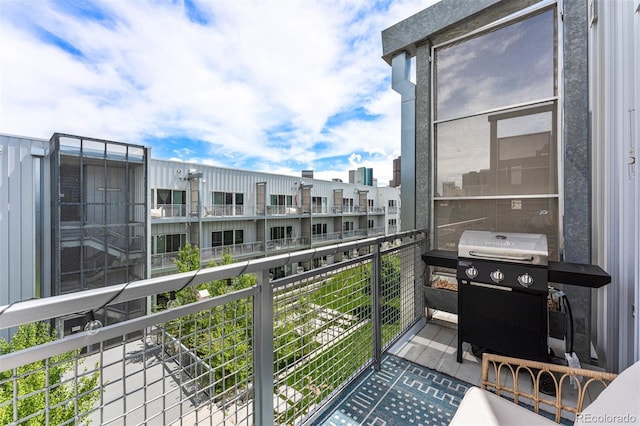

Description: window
[342,198,354,212]
[235,229,244,245]
[270,194,293,206]
[212,231,222,247]
[388,200,396,207]
[270,194,294,214]
[154,189,186,216]
[312,196,327,213]
[432,6,559,259]
[388,219,397,227]
[212,229,244,247]
[343,221,353,232]
[224,230,233,246]
[212,191,244,215]
[152,234,185,254]
[270,226,292,240]
[312,223,327,235]
[235,193,244,215]
[368,219,374,229]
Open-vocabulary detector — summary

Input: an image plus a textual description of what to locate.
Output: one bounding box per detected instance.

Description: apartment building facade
[1,132,401,337]
[149,158,399,278]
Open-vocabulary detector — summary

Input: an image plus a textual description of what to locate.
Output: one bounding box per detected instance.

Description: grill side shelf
[421,250,612,288]
[421,250,457,269]
[548,261,611,288]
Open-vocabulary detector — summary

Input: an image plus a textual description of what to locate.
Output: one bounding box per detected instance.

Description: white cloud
[0,0,434,183]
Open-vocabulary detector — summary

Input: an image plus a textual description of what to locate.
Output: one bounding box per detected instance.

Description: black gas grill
[456,231,550,362]
[421,234,612,364]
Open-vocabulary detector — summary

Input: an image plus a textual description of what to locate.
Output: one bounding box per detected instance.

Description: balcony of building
[1,229,630,425]
[151,204,188,219]
[311,231,342,245]
[151,228,387,275]
[151,202,388,223]
[368,206,385,214]
[202,205,257,218]
[343,229,368,240]
[1,231,429,425]
[368,226,386,237]
[152,242,269,272]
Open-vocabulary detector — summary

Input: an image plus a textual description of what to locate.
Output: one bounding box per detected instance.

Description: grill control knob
[490,270,504,283]
[518,273,534,288]
[465,266,478,279]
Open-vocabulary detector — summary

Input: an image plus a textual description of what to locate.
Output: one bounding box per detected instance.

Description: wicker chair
[480,353,618,423]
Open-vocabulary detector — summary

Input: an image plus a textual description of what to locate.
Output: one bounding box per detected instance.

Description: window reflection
[435,9,555,121]
[432,5,559,259]
[435,198,558,260]
[436,103,556,197]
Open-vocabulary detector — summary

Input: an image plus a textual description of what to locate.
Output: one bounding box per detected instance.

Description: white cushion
[450,387,556,426]
[575,360,640,425]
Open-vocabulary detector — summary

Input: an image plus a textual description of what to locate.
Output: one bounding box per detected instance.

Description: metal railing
[311,232,342,244]
[266,237,308,251]
[0,230,426,425]
[266,205,303,216]
[202,205,255,217]
[368,206,385,214]
[151,242,268,270]
[368,226,385,237]
[200,242,266,262]
[150,204,187,218]
[343,229,368,240]
[152,239,314,272]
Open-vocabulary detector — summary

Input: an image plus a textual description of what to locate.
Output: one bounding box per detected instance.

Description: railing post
[253,270,274,425]
[372,243,382,371]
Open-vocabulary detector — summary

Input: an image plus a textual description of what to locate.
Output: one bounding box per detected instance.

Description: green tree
[175,241,201,273]
[167,246,256,397]
[0,322,100,425]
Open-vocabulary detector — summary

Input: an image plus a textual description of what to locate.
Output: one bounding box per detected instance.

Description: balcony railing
[266,236,308,251]
[368,226,385,237]
[150,203,187,218]
[343,229,368,239]
[152,239,314,271]
[0,230,425,425]
[200,242,266,262]
[202,205,256,217]
[311,231,342,244]
[266,205,303,215]
[153,204,391,219]
[368,206,385,214]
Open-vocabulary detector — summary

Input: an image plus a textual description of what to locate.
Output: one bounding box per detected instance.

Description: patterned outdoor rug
[314,354,470,426]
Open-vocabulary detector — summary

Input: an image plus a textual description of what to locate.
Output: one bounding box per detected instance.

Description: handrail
[0,230,425,330]
[0,229,427,426]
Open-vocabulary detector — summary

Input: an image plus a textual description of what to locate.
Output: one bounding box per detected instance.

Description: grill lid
[458,230,548,266]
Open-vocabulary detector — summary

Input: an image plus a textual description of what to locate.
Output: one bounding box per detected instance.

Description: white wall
[0,135,49,336]
[590,0,640,372]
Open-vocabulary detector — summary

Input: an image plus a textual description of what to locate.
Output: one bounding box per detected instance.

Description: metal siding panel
[0,136,9,306]
[151,222,187,236]
[1,137,36,305]
[42,153,52,298]
[20,142,35,302]
[7,141,21,304]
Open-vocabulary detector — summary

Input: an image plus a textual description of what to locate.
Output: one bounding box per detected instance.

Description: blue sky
[0,0,436,184]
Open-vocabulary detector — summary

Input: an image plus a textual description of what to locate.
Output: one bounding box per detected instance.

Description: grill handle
[467,251,535,262]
